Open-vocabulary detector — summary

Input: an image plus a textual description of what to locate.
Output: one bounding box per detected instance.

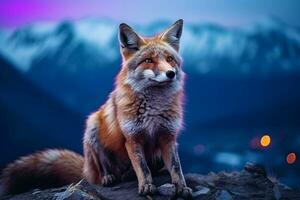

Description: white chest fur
[120,90,182,136]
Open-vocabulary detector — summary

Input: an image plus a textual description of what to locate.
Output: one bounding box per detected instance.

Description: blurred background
[0,0,299,187]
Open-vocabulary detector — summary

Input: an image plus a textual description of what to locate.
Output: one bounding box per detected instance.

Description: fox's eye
[166,56,174,62]
[144,58,153,63]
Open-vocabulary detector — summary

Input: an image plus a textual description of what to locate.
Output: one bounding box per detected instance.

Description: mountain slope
[0,55,84,168]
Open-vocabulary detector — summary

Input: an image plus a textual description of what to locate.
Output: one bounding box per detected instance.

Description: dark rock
[244,162,267,177]
[1,163,300,200]
[215,190,233,200]
[192,186,210,198]
[55,180,106,200]
[157,183,175,196]
[273,183,281,200]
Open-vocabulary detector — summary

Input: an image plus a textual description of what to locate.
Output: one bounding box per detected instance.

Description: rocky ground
[1,163,299,200]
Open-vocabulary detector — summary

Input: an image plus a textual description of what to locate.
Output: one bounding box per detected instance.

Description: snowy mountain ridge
[0,17,299,76]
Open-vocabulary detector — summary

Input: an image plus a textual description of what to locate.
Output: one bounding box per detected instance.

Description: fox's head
[117,19,184,92]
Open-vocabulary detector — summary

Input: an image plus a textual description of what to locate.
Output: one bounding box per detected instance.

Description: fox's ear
[119,23,144,51]
[159,19,183,51]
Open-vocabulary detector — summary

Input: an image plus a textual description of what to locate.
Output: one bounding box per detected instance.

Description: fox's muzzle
[143,69,176,83]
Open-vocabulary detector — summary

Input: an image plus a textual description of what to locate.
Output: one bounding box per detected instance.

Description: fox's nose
[166,70,175,79]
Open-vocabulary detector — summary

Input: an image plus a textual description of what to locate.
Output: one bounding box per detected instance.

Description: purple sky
[0,0,299,28]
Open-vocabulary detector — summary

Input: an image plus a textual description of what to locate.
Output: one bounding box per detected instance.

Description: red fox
[0,19,192,198]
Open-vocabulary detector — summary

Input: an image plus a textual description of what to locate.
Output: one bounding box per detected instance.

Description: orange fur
[0,149,83,195]
[97,108,127,159]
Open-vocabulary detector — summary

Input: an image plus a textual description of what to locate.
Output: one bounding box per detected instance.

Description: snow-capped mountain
[0,17,300,76]
[182,18,300,75]
[0,18,300,113]
[0,19,119,72]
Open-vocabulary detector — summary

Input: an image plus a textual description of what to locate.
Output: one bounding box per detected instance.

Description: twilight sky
[0,0,299,28]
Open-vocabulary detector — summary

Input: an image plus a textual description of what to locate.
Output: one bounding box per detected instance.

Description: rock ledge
[2,163,300,200]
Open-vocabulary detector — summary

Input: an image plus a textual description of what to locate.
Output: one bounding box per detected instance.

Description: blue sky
[0,0,299,27]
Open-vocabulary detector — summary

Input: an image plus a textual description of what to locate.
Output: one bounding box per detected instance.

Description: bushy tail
[0,149,84,196]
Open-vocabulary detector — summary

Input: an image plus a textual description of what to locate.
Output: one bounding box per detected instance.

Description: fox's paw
[138,183,157,196]
[176,184,192,199]
[101,174,117,186]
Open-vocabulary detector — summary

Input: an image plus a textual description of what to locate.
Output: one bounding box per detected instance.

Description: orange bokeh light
[286,153,296,164]
[260,135,271,147]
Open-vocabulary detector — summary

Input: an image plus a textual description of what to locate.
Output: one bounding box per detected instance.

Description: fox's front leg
[83,113,117,186]
[125,138,157,196]
[159,134,192,198]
